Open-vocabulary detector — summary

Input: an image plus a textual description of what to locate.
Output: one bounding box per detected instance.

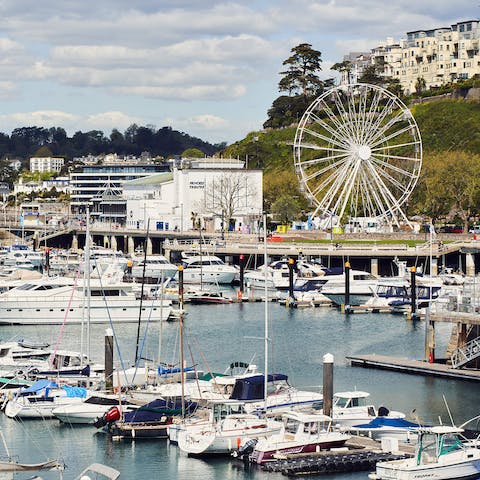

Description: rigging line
[189,335,221,395]
[94,258,129,386]
[50,270,81,368]
[135,219,150,364]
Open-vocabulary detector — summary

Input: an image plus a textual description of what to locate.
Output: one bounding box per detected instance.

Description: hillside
[225,99,480,170]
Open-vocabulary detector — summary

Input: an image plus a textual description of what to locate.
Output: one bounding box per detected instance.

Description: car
[469,225,480,234]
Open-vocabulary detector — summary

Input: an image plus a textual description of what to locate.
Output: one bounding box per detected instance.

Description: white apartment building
[344,20,480,94]
[30,156,65,173]
[123,158,263,234]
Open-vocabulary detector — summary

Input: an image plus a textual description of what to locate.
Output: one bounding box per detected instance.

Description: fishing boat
[370,426,480,480]
[247,411,350,464]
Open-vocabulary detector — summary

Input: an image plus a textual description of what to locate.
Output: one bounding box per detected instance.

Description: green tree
[358,65,383,85]
[271,193,303,225]
[415,77,427,96]
[331,60,352,84]
[182,148,204,158]
[279,43,323,98]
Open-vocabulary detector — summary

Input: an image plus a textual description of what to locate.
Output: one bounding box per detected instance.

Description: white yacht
[131,254,178,280]
[320,270,378,306]
[181,254,237,285]
[0,265,172,325]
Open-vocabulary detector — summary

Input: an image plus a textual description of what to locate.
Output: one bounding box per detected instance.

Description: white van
[469,225,480,234]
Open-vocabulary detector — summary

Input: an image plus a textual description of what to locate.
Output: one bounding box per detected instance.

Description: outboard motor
[93,406,121,429]
[232,438,258,460]
[377,406,390,417]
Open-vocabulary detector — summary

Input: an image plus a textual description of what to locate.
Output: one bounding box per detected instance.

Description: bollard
[410,266,418,320]
[239,254,245,294]
[323,353,334,418]
[344,261,351,311]
[288,258,295,306]
[105,328,114,391]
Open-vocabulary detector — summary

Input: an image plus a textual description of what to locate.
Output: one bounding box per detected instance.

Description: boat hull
[251,437,348,464]
[0,300,172,325]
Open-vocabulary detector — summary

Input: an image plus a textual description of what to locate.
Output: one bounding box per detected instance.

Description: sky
[0,1,478,146]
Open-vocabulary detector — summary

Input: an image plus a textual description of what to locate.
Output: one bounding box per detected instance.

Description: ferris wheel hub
[357,145,371,161]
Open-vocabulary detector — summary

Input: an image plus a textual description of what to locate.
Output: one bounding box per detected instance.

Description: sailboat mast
[85,205,91,363]
[263,213,268,406]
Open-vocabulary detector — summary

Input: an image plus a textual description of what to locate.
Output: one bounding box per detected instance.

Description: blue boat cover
[157,366,194,375]
[20,379,58,395]
[123,398,197,423]
[62,386,88,398]
[230,374,289,401]
[354,417,425,429]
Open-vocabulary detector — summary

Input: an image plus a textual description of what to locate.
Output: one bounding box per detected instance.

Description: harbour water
[1,301,479,479]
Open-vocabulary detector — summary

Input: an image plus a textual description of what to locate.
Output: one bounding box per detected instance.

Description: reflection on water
[1,302,479,479]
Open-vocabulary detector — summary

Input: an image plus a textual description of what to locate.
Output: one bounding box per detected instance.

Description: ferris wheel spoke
[322,93,354,142]
[340,89,359,143]
[371,140,421,153]
[332,90,359,142]
[361,95,397,143]
[366,111,410,146]
[312,100,352,142]
[365,161,404,213]
[301,127,351,151]
[296,150,351,168]
[369,155,419,178]
[295,140,349,154]
[332,161,362,219]
[309,111,353,148]
[311,160,353,197]
[358,170,378,217]
[369,123,416,149]
[302,157,350,182]
[370,165,410,192]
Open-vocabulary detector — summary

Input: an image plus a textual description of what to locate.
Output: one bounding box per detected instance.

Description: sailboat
[176,215,283,456]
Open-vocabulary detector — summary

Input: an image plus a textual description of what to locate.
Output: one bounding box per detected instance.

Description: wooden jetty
[346,353,480,381]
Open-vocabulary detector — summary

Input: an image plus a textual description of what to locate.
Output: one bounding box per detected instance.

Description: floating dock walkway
[347,354,480,381]
[258,436,413,476]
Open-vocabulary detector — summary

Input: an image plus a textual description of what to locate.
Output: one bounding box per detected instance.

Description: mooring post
[178,265,184,310]
[343,261,351,313]
[322,353,334,418]
[410,266,418,320]
[105,328,114,391]
[239,254,245,295]
[287,257,295,307]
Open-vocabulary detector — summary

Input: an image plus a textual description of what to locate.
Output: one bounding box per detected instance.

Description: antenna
[443,394,455,426]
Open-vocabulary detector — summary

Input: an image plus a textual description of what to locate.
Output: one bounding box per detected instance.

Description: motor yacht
[181,253,237,285]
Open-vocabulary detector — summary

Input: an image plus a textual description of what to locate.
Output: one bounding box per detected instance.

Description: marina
[0,300,478,479]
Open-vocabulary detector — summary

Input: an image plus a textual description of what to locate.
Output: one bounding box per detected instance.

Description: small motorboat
[349,416,426,443]
[188,291,232,304]
[370,426,480,480]
[248,411,350,464]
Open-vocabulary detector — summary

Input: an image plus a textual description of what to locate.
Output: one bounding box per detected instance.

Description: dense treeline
[0,124,224,168]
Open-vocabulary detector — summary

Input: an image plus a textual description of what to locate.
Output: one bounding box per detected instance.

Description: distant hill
[0,125,223,165]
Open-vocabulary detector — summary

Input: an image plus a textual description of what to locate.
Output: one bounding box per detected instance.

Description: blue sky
[0,1,478,145]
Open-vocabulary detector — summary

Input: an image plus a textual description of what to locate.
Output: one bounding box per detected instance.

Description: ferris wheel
[293,83,422,226]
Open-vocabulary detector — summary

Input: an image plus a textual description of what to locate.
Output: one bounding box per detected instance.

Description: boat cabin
[416,427,466,465]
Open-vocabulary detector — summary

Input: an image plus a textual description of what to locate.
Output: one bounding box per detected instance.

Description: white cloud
[85,112,141,131]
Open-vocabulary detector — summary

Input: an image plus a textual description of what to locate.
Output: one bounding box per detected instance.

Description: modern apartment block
[69,162,170,216]
[344,20,480,94]
[30,156,65,173]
